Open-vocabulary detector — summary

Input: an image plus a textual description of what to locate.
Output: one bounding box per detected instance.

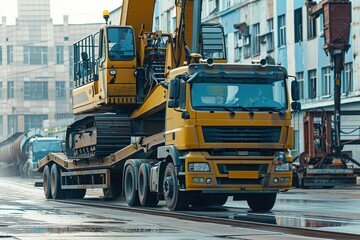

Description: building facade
[0,0,103,140]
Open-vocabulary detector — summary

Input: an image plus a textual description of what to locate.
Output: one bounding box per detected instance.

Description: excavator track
[66,114,131,159]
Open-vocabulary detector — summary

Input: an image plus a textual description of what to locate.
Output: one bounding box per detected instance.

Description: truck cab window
[191,78,286,110]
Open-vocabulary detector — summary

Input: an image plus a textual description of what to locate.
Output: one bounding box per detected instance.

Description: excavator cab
[72,26,138,115]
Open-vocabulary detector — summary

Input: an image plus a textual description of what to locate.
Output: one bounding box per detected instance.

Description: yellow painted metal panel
[228,171,259,179]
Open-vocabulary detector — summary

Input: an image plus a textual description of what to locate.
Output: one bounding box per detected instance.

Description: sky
[0,0,121,25]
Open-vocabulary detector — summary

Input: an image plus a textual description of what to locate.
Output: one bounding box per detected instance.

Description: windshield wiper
[229,105,254,115]
[249,106,285,115]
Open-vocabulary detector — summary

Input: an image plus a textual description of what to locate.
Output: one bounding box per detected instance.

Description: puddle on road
[3,225,179,234]
[230,212,350,229]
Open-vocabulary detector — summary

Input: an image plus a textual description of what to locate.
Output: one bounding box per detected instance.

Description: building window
[7,81,14,99]
[24,81,48,100]
[155,17,160,30]
[296,72,304,100]
[172,17,176,33]
[0,116,3,137]
[7,46,13,64]
[56,46,64,64]
[64,36,69,41]
[24,115,48,131]
[8,115,17,135]
[0,47,2,65]
[308,69,317,99]
[252,23,260,56]
[307,14,317,39]
[343,62,353,94]
[278,15,286,47]
[166,11,171,32]
[322,67,331,96]
[24,46,48,65]
[294,8,303,43]
[56,81,66,100]
[267,18,274,52]
[69,46,74,78]
[208,0,216,15]
[234,31,241,62]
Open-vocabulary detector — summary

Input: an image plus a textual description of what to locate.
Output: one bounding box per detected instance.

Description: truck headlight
[188,163,210,172]
[275,163,292,172]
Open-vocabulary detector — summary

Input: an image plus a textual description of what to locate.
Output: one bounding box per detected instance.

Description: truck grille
[202,126,281,143]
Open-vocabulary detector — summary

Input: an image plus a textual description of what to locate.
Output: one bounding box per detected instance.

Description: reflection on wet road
[188,187,360,235]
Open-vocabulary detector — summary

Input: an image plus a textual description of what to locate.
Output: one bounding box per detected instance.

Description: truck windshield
[107,27,135,61]
[33,140,62,153]
[191,78,287,111]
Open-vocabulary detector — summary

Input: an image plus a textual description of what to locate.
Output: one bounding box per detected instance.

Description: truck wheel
[163,162,188,211]
[190,195,228,207]
[247,193,277,212]
[73,189,86,199]
[138,163,159,207]
[50,164,67,199]
[43,165,52,199]
[124,165,140,206]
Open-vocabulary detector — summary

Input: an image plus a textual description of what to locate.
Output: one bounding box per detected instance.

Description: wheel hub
[163,175,174,199]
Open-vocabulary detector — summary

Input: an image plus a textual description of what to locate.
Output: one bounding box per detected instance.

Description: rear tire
[124,164,140,206]
[163,162,188,211]
[43,165,52,199]
[138,163,159,207]
[247,193,277,212]
[50,164,67,199]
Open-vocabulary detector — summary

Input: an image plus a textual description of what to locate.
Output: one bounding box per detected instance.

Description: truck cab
[23,138,62,178]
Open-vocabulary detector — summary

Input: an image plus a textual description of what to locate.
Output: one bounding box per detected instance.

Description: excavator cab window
[107,27,135,61]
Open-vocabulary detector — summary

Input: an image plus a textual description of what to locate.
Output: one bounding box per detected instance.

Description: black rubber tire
[138,163,159,207]
[43,165,52,199]
[124,164,140,206]
[50,164,67,199]
[73,189,86,199]
[209,195,228,206]
[163,162,188,211]
[247,193,277,212]
[190,195,228,207]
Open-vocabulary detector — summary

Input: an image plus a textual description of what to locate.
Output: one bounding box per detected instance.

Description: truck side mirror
[169,78,180,100]
[291,102,301,112]
[291,80,300,101]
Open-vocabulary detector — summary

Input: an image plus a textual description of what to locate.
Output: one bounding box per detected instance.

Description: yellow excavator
[38,0,300,211]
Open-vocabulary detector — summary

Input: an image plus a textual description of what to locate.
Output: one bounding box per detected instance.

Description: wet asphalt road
[0,176,359,239]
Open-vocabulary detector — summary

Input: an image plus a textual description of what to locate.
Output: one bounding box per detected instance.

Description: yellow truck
[37,0,300,211]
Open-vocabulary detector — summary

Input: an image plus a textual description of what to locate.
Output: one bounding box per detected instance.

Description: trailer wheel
[72,189,86,199]
[50,164,67,199]
[138,163,159,207]
[43,165,52,199]
[163,162,188,211]
[124,165,140,206]
[247,193,277,212]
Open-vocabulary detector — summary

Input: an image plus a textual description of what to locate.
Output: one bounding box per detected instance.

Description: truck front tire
[247,193,277,212]
[163,162,188,210]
